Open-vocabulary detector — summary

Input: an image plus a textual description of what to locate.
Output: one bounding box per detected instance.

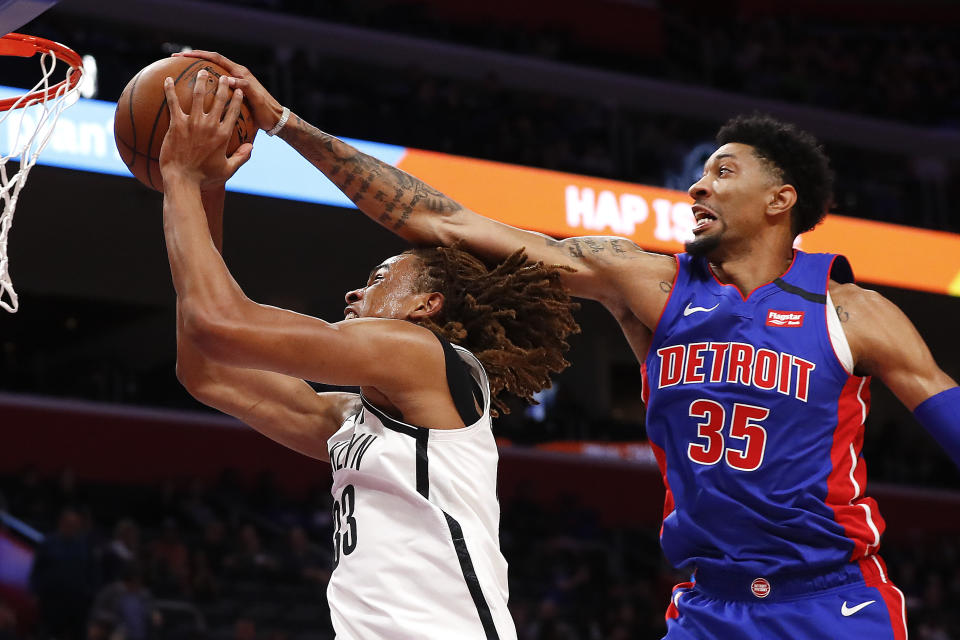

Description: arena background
[0,1,958,638]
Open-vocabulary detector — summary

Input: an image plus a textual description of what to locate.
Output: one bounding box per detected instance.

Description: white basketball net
[0,48,82,312]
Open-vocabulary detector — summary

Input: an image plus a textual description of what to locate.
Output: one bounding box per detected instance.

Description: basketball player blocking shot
[157,70,579,639]
[179,50,960,639]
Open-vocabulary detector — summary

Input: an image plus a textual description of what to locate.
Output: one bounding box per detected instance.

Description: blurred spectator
[88,563,161,640]
[84,618,111,640]
[190,549,219,602]
[29,506,99,640]
[524,600,578,640]
[277,526,329,587]
[180,479,217,529]
[223,525,278,580]
[148,519,190,598]
[234,617,256,640]
[7,466,52,530]
[52,469,83,511]
[200,519,229,574]
[0,601,17,640]
[301,487,334,539]
[99,518,141,584]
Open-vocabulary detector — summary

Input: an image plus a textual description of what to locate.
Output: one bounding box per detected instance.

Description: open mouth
[344,308,358,319]
[692,205,718,234]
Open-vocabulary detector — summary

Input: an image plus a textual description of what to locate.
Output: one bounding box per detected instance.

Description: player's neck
[709,245,795,298]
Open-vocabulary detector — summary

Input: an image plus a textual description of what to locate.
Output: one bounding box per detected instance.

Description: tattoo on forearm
[566,239,585,259]
[660,281,672,293]
[835,305,850,323]
[396,205,415,229]
[279,116,462,229]
[583,238,606,254]
[547,236,643,262]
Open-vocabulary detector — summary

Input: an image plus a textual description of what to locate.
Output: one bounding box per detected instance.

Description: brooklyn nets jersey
[326,342,516,640]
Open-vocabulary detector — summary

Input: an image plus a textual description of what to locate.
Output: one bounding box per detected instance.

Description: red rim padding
[0,32,83,112]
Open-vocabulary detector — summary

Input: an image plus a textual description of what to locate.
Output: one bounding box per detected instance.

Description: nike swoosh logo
[683,302,720,316]
[841,600,876,616]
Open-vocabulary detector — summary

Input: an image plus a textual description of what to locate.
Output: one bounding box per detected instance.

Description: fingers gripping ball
[114,57,256,191]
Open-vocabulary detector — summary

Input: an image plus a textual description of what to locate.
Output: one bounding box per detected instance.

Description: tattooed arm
[830,282,956,409]
[275,114,671,300]
[175,50,674,307]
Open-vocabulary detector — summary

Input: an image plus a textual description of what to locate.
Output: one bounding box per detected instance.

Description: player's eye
[718,166,731,176]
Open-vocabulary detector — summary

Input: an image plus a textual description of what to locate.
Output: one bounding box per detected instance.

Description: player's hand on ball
[159,70,253,190]
[174,50,284,133]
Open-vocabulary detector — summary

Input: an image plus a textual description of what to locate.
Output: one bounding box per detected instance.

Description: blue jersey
[643,250,884,577]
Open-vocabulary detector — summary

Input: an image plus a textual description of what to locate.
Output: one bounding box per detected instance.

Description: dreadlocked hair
[406,246,580,417]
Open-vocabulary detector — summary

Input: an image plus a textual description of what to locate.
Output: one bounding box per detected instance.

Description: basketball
[113,56,257,191]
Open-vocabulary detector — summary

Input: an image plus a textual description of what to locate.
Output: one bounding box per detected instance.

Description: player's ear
[409,292,444,321]
[766,183,797,218]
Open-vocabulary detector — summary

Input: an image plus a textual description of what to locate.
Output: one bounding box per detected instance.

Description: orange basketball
[113,56,256,191]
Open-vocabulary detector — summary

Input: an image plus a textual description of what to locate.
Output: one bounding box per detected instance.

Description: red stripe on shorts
[858,556,907,640]
[665,581,694,621]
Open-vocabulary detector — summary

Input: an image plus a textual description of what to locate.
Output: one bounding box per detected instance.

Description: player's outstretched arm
[160,62,461,430]
[174,50,673,307]
[834,283,959,468]
[275,114,683,310]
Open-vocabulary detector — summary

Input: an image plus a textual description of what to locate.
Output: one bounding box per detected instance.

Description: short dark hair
[716,114,833,235]
[407,246,580,417]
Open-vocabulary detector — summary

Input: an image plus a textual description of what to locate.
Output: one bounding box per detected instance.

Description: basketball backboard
[0,0,58,36]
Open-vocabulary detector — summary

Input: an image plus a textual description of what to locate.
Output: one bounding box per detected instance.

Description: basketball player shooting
[157,70,579,640]
[178,50,959,639]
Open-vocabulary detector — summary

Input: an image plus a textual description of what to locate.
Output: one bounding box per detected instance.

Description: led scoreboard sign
[1,85,957,296]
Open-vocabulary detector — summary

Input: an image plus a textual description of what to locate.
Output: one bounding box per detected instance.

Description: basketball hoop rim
[0,32,83,112]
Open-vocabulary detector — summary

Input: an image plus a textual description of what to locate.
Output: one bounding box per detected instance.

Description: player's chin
[685,231,721,257]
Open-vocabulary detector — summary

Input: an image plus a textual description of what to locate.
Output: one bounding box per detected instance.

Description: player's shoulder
[828,280,896,317]
[828,280,916,371]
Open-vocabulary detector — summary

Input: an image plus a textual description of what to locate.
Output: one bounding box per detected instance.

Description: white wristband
[266,106,290,136]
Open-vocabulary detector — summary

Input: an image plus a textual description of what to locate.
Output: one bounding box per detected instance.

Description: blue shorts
[663,556,907,640]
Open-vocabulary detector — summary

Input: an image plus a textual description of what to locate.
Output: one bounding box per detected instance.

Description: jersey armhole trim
[360,396,425,437]
[824,254,855,376]
[438,335,483,426]
[357,342,491,436]
[650,253,681,339]
[825,290,854,375]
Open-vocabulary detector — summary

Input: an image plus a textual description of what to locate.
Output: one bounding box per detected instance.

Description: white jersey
[326,344,517,640]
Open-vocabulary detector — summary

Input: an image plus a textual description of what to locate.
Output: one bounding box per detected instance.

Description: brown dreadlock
[405,246,580,416]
